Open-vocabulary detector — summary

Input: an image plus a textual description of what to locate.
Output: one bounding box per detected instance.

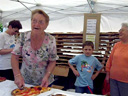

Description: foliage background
[0,23,3,32]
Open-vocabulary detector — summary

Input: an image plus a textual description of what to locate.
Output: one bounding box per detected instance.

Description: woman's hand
[105,72,110,83]
[41,76,49,87]
[14,74,25,89]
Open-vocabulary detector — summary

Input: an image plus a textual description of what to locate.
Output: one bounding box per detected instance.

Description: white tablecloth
[38,89,105,96]
[0,80,32,96]
[0,80,105,96]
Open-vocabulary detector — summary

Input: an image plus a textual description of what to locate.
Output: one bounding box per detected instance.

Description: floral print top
[12,31,58,85]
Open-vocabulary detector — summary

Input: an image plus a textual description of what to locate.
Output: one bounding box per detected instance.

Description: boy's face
[83,46,93,57]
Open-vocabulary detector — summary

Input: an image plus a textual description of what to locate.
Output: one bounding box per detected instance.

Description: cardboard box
[52,65,69,77]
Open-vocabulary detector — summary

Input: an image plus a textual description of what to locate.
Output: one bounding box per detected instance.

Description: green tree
[0,22,3,32]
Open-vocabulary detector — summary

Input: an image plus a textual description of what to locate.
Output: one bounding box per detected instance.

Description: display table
[0,80,104,96]
[38,89,105,96]
[0,80,32,96]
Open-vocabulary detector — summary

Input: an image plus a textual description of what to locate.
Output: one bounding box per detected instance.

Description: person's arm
[11,54,24,88]
[0,49,13,55]
[41,61,56,87]
[105,43,117,83]
[68,61,80,77]
[91,67,103,80]
[105,71,110,83]
[41,36,58,87]
[105,58,111,83]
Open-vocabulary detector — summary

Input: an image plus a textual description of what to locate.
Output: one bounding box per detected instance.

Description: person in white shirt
[0,20,22,80]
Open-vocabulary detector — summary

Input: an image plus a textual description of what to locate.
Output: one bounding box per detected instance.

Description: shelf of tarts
[18,32,119,77]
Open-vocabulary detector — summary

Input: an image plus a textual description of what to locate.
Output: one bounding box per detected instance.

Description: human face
[9,26,19,35]
[12,28,19,35]
[119,26,128,41]
[83,46,93,57]
[31,13,48,32]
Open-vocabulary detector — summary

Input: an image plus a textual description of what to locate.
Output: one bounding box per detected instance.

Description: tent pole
[11,0,32,12]
[87,0,93,13]
[17,0,32,12]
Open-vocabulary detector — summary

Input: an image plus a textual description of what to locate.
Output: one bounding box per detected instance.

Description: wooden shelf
[18,32,119,74]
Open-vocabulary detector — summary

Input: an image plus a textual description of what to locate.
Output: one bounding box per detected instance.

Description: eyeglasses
[13,28,19,33]
[32,19,45,25]
[119,29,128,32]
[119,29,123,32]
[15,30,19,33]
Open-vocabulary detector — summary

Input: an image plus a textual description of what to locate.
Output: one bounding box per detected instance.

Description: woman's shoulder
[21,31,30,35]
[115,41,121,44]
[20,31,30,37]
[114,41,122,47]
[45,32,55,39]
[19,31,31,42]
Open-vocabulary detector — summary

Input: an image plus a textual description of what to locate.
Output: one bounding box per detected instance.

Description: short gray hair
[122,23,128,29]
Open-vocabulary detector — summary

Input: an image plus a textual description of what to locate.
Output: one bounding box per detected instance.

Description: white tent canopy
[0,0,128,33]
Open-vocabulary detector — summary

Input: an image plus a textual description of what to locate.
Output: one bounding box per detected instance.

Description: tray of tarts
[11,86,51,96]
